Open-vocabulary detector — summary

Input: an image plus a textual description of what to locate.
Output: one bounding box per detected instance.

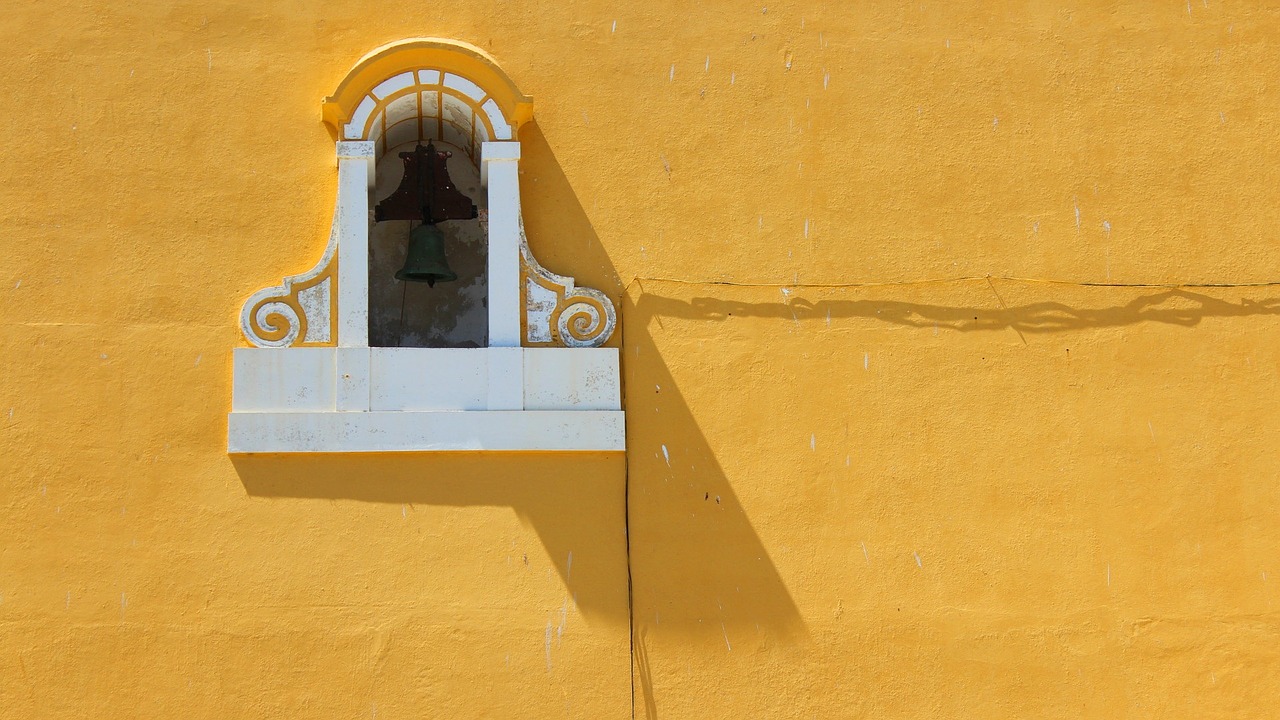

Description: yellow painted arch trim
[322,38,533,136]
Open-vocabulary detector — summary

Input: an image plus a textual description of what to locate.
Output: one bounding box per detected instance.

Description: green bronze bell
[395,223,457,287]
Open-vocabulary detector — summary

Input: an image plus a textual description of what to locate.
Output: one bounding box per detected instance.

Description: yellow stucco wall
[3,2,1279,717]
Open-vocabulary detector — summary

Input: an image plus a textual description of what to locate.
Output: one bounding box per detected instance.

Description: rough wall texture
[3,1,1279,718]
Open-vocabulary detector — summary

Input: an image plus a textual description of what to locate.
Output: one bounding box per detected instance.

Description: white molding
[228,411,625,453]
[230,347,621,452]
[335,141,375,348]
[520,228,617,348]
[482,141,523,347]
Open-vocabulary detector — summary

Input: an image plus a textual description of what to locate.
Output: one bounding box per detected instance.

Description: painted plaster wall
[2,2,1279,718]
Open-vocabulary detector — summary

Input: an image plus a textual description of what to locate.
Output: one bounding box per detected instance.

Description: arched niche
[229,39,622,454]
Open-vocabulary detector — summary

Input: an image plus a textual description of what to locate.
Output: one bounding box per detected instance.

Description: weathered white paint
[344,94,377,139]
[335,347,370,411]
[232,348,336,411]
[228,410,625,452]
[482,99,512,140]
[520,229,617,347]
[372,72,415,100]
[524,348,619,410]
[232,346,620,450]
[335,141,375,347]
[295,275,331,344]
[370,348,489,411]
[482,142,523,347]
[444,72,486,102]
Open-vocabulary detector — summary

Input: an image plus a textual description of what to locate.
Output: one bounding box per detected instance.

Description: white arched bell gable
[229,38,623,453]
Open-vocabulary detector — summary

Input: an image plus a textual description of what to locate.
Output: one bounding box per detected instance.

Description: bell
[395,223,458,287]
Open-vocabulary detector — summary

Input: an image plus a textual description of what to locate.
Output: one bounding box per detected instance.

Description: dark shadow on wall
[637,285,1280,333]
[235,129,815,716]
[233,453,629,623]
[622,291,811,718]
[518,122,627,305]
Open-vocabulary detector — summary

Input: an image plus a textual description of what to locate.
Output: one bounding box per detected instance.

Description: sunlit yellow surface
[3,2,1279,718]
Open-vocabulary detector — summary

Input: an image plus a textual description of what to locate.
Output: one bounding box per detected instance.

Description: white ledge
[228,410,625,453]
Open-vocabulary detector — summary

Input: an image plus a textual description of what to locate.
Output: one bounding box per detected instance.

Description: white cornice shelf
[228,410,624,453]
[228,347,624,453]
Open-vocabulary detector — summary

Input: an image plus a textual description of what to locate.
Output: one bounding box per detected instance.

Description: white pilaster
[335,141,375,348]
[481,141,523,347]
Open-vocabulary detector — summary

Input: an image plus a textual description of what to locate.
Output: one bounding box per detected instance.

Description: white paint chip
[810,434,815,451]
[669,64,675,81]
[863,352,869,370]
[611,20,616,32]
[661,444,670,466]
